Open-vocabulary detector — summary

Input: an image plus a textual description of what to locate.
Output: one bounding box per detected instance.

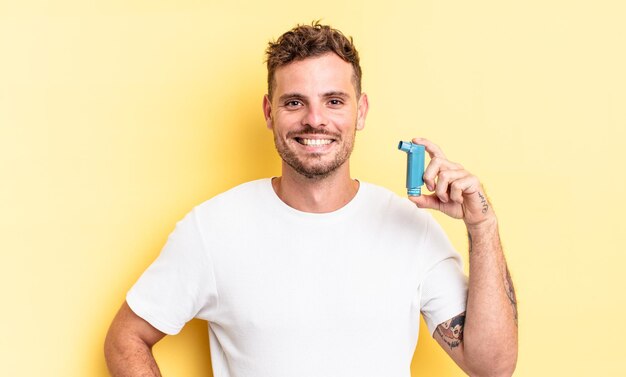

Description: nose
[301,103,327,128]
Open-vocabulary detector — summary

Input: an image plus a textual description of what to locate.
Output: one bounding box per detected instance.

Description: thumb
[408,193,440,210]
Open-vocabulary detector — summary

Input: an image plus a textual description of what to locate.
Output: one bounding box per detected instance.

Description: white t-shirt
[127,179,467,377]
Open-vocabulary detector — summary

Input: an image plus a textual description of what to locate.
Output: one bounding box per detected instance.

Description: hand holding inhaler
[401,137,496,227]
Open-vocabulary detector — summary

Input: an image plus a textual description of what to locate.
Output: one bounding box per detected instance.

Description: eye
[328,99,343,106]
[285,100,303,108]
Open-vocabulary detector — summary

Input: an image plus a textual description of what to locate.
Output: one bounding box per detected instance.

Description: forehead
[273,53,356,97]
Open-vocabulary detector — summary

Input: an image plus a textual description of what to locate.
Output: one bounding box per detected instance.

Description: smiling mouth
[295,137,334,146]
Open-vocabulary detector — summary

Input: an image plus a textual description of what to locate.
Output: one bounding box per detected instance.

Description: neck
[272,163,359,213]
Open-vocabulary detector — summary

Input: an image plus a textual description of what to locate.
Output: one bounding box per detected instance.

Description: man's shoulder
[360,181,419,209]
[195,178,271,212]
[359,181,433,223]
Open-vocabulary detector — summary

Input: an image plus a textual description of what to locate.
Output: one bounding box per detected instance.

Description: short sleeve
[418,215,468,336]
[126,208,218,335]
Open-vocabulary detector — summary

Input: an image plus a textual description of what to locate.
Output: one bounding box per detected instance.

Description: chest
[209,224,422,334]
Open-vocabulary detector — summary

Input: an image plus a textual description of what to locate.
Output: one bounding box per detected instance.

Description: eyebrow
[321,91,350,99]
[278,92,305,103]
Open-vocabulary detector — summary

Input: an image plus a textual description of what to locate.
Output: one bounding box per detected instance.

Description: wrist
[465,215,498,236]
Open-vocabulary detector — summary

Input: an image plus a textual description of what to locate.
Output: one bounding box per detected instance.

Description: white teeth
[301,138,332,146]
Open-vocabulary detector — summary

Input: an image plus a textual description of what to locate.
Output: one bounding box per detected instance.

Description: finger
[435,169,471,203]
[449,175,481,198]
[423,157,464,192]
[422,156,443,191]
[409,193,441,210]
[412,137,447,159]
[448,171,473,204]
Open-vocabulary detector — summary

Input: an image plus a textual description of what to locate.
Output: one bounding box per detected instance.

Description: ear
[263,94,273,129]
[356,93,369,131]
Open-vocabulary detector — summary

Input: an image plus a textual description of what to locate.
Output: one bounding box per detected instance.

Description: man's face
[263,53,368,179]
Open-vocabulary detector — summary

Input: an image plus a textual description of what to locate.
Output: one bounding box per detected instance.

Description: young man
[105,23,518,377]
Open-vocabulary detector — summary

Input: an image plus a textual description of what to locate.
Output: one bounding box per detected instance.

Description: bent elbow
[464,345,518,377]
[468,356,517,377]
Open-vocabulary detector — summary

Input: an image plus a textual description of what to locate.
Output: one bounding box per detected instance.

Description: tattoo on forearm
[504,266,518,326]
[478,192,489,214]
[436,312,465,349]
[467,232,473,254]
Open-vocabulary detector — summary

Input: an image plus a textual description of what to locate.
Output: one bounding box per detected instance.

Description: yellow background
[2,0,625,375]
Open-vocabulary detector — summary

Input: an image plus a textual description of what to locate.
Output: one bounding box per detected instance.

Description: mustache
[286,125,341,139]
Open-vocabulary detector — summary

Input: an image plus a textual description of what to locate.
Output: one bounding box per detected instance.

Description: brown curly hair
[265,21,362,99]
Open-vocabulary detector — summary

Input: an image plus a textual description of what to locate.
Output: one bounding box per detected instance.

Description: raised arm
[104,301,167,377]
[410,138,518,376]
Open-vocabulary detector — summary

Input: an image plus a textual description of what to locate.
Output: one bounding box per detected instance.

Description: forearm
[105,334,162,377]
[409,138,518,375]
[463,217,518,376]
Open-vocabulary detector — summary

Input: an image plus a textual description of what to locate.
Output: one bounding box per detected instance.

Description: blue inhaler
[398,141,425,196]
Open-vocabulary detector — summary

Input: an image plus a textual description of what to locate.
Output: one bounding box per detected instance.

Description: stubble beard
[273,125,357,180]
